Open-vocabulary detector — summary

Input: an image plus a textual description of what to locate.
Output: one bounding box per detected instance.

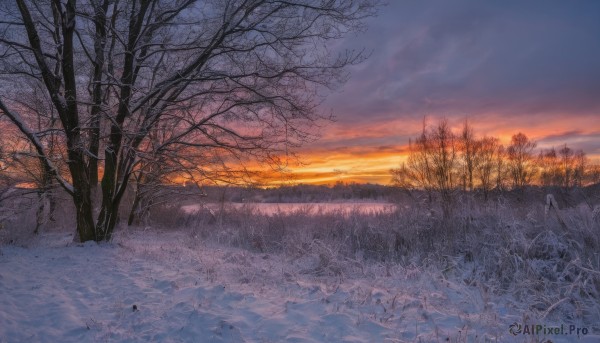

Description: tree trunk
[96,147,132,240]
[88,0,110,187]
[95,203,119,241]
[97,150,117,240]
[34,191,46,235]
[47,188,56,222]
[93,0,151,241]
[73,187,96,242]
[127,189,141,226]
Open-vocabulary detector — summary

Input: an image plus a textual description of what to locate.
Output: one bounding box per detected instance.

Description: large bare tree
[0,0,379,241]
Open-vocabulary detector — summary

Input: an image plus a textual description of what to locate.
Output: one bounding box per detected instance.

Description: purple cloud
[323,0,600,133]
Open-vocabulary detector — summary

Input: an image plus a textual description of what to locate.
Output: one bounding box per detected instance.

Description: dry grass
[146,192,600,329]
[2,188,599,331]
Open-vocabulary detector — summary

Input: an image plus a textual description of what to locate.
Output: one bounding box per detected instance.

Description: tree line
[391,119,599,207]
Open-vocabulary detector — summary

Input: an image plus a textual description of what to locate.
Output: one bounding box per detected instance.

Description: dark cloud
[539,130,586,142]
[324,0,600,133]
[289,0,600,183]
[538,131,600,156]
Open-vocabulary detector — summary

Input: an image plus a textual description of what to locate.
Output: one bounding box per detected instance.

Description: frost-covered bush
[154,191,600,326]
[3,186,599,328]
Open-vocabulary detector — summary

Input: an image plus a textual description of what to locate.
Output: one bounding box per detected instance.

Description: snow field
[2,195,599,343]
[3,228,596,342]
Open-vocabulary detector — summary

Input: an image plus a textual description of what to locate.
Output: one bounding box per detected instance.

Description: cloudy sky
[287,0,600,184]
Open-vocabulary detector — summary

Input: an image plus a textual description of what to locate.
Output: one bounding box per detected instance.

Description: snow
[0,230,596,342]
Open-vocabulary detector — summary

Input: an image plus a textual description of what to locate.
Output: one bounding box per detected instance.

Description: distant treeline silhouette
[391,119,599,202]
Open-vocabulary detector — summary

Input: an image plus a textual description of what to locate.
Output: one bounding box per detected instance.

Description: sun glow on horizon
[268,118,600,186]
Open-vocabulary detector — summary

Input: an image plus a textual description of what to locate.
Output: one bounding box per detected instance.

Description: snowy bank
[2,230,597,342]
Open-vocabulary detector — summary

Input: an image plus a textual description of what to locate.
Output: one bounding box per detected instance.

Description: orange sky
[13,1,591,188]
[3,2,599,189]
[270,1,600,185]
[276,114,600,185]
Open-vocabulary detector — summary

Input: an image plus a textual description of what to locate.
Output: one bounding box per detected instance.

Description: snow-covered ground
[1,229,598,342]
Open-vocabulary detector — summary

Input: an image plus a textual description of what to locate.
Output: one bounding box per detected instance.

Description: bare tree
[558,144,574,188]
[428,119,458,216]
[586,162,600,186]
[458,119,479,192]
[557,144,586,188]
[392,118,457,216]
[506,132,537,189]
[493,144,508,191]
[537,144,586,188]
[0,0,379,242]
[475,136,500,200]
[391,120,434,203]
[0,115,61,233]
[395,120,597,204]
[571,149,586,188]
[538,147,560,187]
[125,117,246,226]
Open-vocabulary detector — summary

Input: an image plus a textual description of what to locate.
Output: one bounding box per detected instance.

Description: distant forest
[392,119,600,199]
[199,183,399,203]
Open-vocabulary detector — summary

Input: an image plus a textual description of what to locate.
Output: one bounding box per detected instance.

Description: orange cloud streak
[270,113,600,185]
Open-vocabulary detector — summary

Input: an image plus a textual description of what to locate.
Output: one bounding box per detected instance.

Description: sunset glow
[280,1,600,185]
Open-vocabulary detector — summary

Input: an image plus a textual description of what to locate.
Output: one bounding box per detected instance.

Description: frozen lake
[181,202,396,216]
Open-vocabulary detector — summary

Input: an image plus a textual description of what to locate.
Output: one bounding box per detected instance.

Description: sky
[284,0,600,185]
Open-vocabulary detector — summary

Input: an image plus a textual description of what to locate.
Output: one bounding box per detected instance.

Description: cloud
[284,1,600,183]
[324,0,600,124]
[537,131,600,156]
